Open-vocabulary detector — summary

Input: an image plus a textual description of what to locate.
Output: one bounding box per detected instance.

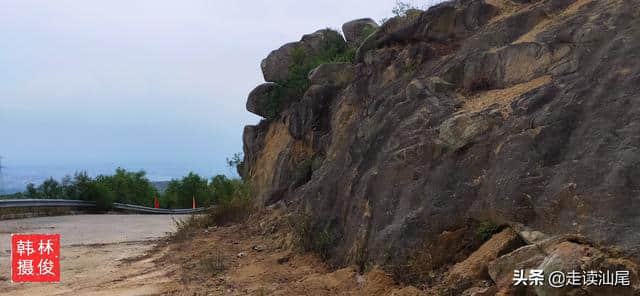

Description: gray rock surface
[342,18,378,47]
[246,82,277,118]
[308,63,355,88]
[243,0,640,272]
[261,29,346,82]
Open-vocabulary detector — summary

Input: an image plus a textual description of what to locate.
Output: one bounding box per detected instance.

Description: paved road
[0,214,187,295]
[0,214,185,249]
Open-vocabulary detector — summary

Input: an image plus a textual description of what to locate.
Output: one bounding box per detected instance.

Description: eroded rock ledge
[241,0,640,292]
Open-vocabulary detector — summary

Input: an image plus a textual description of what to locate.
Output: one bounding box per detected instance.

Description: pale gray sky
[0,0,441,189]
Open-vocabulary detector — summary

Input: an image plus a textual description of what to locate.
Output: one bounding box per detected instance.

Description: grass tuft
[290,213,337,261]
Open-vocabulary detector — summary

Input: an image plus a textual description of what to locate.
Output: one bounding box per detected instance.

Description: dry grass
[290,213,337,261]
[199,250,228,276]
[169,197,256,244]
[200,196,255,227]
[170,215,204,244]
[403,242,436,288]
[161,207,423,295]
[513,0,595,44]
[460,75,551,116]
[487,0,530,24]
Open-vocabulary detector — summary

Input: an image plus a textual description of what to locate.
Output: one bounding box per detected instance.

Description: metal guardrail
[0,199,95,208]
[112,202,206,214]
[0,199,206,214]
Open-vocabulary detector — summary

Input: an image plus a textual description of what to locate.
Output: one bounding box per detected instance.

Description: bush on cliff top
[266,31,355,120]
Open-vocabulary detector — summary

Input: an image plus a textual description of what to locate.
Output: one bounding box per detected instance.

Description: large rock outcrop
[242,0,640,290]
[260,29,346,83]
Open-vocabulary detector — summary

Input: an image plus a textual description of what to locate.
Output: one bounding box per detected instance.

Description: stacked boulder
[243,20,375,204]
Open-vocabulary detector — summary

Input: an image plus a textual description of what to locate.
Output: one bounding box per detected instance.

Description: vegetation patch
[290,213,338,261]
[266,34,355,120]
[6,169,156,210]
[3,152,251,213]
[475,220,500,242]
[169,180,254,244]
[380,1,424,24]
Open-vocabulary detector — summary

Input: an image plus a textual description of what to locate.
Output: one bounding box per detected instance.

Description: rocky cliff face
[243,0,640,292]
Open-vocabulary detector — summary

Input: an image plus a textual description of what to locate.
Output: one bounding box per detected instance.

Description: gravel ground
[0,214,186,295]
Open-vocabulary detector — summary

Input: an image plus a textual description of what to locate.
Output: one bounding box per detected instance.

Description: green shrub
[40,178,63,199]
[226,152,245,177]
[266,31,355,120]
[173,180,254,228]
[87,182,115,211]
[95,168,156,206]
[164,172,212,208]
[16,169,152,208]
[475,221,500,242]
[380,1,424,25]
[361,25,377,42]
[201,191,254,226]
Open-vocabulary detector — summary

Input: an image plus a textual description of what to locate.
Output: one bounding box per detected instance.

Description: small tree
[87,182,115,211]
[163,173,212,208]
[25,183,39,199]
[39,178,63,199]
[226,153,245,178]
[392,1,414,17]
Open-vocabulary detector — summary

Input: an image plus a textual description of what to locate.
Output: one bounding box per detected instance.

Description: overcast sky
[0,0,441,184]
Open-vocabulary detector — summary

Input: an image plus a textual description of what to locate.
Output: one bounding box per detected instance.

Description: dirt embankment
[0,212,416,296]
[160,208,420,296]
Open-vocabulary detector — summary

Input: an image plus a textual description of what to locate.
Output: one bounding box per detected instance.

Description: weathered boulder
[260,42,298,83]
[356,1,498,61]
[246,82,277,118]
[447,228,525,283]
[512,223,549,244]
[488,244,546,294]
[462,42,553,90]
[287,85,335,140]
[535,242,605,296]
[261,29,346,82]
[486,236,640,295]
[584,258,640,296]
[342,18,378,47]
[301,29,345,55]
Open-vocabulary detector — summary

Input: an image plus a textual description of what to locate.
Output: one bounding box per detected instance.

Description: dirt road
[0,212,419,296]
[0,214,186,296]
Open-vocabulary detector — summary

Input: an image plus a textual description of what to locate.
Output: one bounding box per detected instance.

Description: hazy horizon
[0,0,441,193]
